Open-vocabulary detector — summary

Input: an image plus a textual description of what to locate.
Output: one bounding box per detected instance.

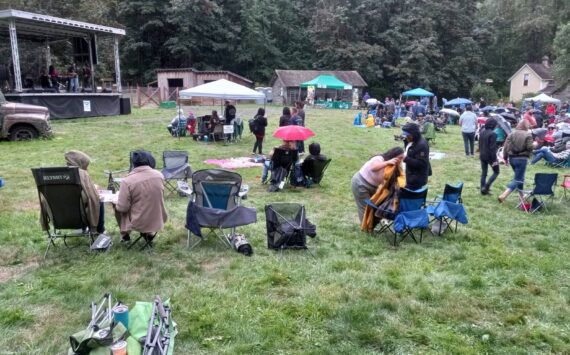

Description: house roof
[508,63,553,82]
[271,70,367,88]
[155,68,252,84]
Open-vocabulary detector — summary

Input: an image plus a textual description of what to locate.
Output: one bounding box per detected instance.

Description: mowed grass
[1,105,570,354]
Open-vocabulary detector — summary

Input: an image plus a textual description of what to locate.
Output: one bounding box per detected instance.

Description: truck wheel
[9,125,38,141]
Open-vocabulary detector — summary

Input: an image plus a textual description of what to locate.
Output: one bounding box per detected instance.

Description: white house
[508,56,553,102]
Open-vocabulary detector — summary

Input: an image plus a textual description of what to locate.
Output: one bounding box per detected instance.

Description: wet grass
[0,105,569,353]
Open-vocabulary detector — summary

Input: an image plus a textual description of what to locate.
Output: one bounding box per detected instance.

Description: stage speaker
[120,98,131,115]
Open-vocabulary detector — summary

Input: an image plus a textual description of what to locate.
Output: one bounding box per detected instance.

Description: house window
[523,73,529,87]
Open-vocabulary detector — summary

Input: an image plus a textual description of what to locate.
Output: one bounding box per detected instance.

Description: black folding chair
[268,148,298,191]
[161,150,191,195]
[31,167,95,258]
[518,173,558,213]
[301,158,332,186]
[265,203,317,256]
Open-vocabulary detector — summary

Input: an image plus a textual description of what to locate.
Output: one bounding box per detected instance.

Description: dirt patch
[0,260,39,283]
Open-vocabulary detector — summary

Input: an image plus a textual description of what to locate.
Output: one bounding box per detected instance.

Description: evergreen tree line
[4,0,570,98]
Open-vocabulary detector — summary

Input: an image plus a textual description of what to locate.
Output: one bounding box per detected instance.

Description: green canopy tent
[299,74,353,107]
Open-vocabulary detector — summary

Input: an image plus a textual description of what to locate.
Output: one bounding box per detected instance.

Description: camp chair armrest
[425,195,443,205]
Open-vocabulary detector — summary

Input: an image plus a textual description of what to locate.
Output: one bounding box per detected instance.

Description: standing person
[82,63,91,90]
[114,150,167,243]
[401,123,431,190]
[459,105,477,156]
[498,120,533,203]
[522,107,537,128]
[296,101,306,123]
[67,63,79,93]
[48,65,59,88]
[251,108,268,155]
[546,103,556,116]
[224,100,236,122]
[291,107,305,153]
[279,107,292,127]
[351,147,405,223]
[479,118,500,195]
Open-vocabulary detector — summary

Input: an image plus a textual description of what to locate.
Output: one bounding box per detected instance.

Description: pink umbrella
[273,125,315,141]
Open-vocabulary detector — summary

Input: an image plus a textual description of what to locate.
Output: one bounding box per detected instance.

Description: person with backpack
[251,108,268,155]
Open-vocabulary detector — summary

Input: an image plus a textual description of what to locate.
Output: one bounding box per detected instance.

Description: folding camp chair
[426,182,466,235]
[104,151,135,193]
[161,150,191,195]
[31,166,95,258]
[185,169,256,249]
[301,158,332,186]
[517,173,558,213]
[142,296,173,355]
[265,203,317,256]
[233,117,244,141]
[268,148,298,192]
[367,186,429,245]
[172,117,187,138]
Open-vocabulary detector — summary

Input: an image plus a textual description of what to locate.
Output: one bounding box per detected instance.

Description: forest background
[2,0,570,100]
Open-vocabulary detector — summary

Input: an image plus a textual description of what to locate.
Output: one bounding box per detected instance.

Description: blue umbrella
[402,88,434,97]
[444,98,472,106]
[480,106,496,112]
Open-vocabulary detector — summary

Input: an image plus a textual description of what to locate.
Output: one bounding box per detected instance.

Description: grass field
[1,105,569,354]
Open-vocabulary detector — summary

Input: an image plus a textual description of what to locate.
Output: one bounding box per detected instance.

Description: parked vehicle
[0,91,52,141]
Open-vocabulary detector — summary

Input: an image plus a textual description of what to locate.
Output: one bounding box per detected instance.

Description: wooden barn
[270,70,367,105]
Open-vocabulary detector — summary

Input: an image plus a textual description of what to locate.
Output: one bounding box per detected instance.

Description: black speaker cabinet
[120,98,131,115]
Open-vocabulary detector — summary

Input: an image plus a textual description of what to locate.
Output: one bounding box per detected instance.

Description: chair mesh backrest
[163,151,188,169]
[192,169,241,210]
[31,167,88,230]
[304,159,332,184]
[272,148,298,171]
[265,203,306,249]
[442,182,463,203]
[399,186,428,212]
[534,173,557,195]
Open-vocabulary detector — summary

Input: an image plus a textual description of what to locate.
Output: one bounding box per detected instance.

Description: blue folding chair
[517,173,558,213]
[366,186,429,245]
[426,182,467,235]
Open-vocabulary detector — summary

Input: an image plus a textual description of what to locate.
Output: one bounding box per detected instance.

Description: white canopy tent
[179,79,265,101]
[524,93,561,106]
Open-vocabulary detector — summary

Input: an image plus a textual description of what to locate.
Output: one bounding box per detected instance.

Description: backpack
[249,116,260,134]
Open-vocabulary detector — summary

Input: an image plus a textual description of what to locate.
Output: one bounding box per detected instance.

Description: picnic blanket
[204,157,263,169]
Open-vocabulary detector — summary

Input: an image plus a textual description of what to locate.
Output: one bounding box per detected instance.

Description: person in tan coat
[114,150,167,243]
[64,150,105,233]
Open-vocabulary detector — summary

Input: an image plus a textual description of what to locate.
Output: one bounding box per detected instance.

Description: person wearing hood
[64,150,105,234]
[479,118,500,195]
[114,150,167,243]
[401,122,431,190]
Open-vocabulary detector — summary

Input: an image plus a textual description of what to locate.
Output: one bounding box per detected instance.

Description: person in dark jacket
[402,123,431,190]
[479,117,500,195]
[279,107,292,127]
[252,108,268,155]
[498,120,533,203]
[224,101,236,122]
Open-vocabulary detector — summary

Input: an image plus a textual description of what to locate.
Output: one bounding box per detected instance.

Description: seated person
[114,151,168,243]
[64,150,105,234]
[261,140,297,184]
[291,142,328,186]
[187,112,197,135]
[167,109,185,136]
[531,142,570,165]
[208,110,220,132]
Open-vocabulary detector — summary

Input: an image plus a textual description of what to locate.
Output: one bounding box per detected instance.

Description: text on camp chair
[31,166,95,258]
